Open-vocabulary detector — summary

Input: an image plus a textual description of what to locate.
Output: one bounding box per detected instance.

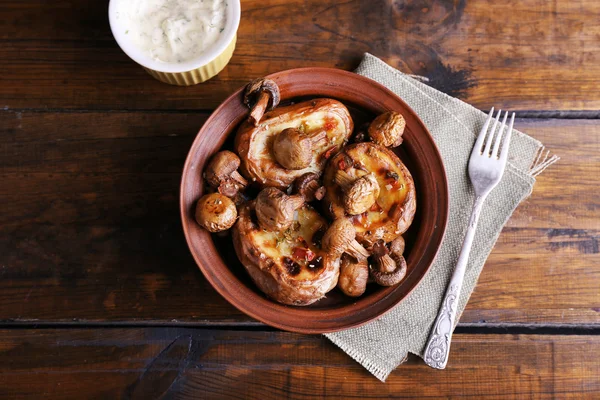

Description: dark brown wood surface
[1,0,599,398]
[2,0,600,111]
[0,328,598,399]
[2,116,597,326]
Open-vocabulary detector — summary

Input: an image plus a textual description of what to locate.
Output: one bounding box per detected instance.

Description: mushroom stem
[372,240,396,273]
[347,239,371,261]
[244,78,280,126]
[248,91,270,126]
[334,169,355,187]
[230,170,248,187]
[287,194,305,210]
[322,218,370,262]
[379,254,397,273]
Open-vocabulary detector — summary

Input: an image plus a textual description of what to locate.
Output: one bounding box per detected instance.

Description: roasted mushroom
[255,187,305,232]
[334,171,380,215]
[323,142,416,243]
[293,172,326,202]
[322,218,370,262]
[338,254,369,297]
[235,99,354,188]
[195,193,237,232]
[273,127,328,170]
[368,111,406,147]
[232,202,339,305]
[390,235,405,257]
[370,239,407,286]
[204,150,248,197]
[371,240,396,273]
[244,78,280,126]
[388,235,408,282]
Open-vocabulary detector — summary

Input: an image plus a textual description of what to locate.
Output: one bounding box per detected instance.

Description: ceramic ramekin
[108,0,240,86]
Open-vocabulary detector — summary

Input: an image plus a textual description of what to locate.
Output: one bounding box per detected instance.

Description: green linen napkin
[325,53,558,382]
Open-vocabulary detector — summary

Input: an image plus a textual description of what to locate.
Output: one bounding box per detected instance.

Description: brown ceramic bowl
[181,68,448,333]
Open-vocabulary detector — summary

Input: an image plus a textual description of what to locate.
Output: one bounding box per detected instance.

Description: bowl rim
[108,0,241,73]
[180,67,449,333]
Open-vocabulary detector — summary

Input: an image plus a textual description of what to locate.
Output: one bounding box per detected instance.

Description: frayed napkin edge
[325,332,400,382]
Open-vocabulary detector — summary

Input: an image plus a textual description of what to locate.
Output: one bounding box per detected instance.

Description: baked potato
[232,201,339,305]
[235,99,354,188]
[322,142,416,244]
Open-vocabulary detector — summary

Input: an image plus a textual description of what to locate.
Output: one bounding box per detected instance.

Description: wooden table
[1,1,599,398]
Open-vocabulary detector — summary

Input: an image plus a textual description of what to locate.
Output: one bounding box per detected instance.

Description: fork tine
[499,113,515,162]
[491,111,509,158]
[474,108,494,154]
[483,109,502,156]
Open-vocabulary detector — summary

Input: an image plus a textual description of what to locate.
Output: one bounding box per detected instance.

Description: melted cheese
[250,207,328,281]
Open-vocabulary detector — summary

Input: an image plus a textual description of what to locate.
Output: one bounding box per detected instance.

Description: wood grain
[0,328,598,399]
[1,1,598,397]
[1,0,600,110]
[464,119,600,325]
[1,112,598,326]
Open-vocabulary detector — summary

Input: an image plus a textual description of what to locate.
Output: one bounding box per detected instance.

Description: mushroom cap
[322,218,356,257]
[195,193,237,232]
[344,173,380,215]
[338,254,369,297]
[390,235,405,257]
[368,111,406,148]
[371,254,407,286]
[205,150,241,188]
[273,128,312,170]
[255,187,304,232]
[243,78,280,110]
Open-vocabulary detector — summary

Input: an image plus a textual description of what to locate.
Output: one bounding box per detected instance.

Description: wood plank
[1,113,598,325]
[508,119,600,230]
[463,118,600,325]
[0,328,598,399]
[1,1,600,110]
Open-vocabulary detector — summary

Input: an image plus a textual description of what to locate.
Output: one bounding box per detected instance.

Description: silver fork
[423,108,515,369]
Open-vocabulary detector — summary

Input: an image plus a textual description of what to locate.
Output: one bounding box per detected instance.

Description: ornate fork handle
[424,194,486,369]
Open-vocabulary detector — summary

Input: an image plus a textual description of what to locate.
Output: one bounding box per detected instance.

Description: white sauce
[116,0,227,64]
